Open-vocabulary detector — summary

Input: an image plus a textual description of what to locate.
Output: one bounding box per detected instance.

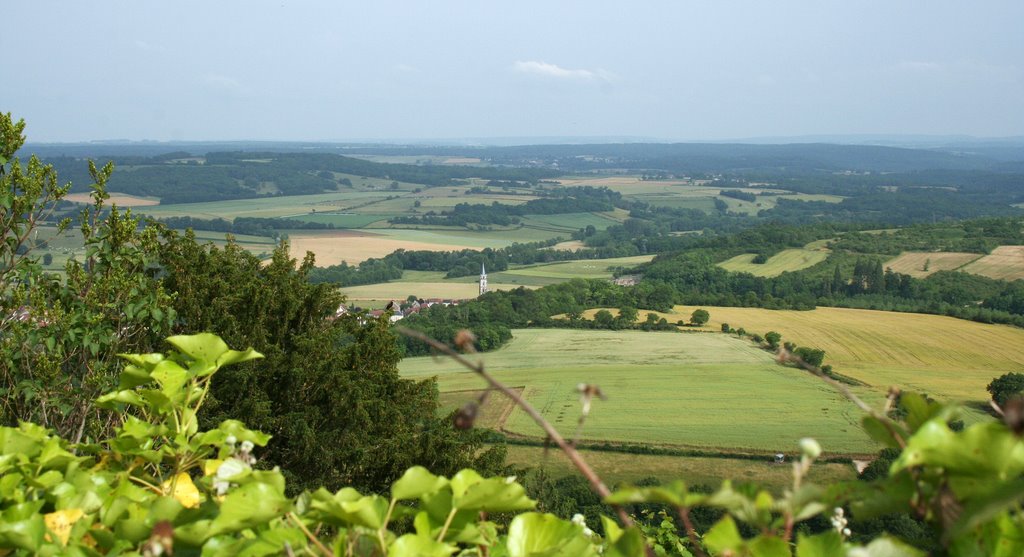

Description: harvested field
[962,245,1024,281]
[883,252,982,278]
[669,305,1024,402]
[65,192,159,206]
[289,230,477,265]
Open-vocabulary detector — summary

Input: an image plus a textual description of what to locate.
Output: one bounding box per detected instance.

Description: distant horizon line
[25,132,1024,149]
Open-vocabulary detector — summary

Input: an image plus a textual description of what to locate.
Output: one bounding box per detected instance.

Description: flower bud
[799,438,822,459]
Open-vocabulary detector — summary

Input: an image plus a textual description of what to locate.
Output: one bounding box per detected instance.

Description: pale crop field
[141,191,386,220]
[288,230,480,265]
[883,252,982,278]
[342,280,532,301]
[670,305,1024,402]
[717,249,829,277]
[961,245,1024,281]
[402,329,878,454]
[65,192,159,206]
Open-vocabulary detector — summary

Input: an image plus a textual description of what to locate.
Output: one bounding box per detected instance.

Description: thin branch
[784,352,908,449]
[677,507,708,557]
[397,326,635,528]
[288,512,334,557]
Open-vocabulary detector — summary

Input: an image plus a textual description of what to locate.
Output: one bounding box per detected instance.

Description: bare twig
[677,507,709,557]
[397,326,635,528]
[784,352,908,449]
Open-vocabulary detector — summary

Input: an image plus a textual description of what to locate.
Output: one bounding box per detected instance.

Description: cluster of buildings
[335,264,489,323]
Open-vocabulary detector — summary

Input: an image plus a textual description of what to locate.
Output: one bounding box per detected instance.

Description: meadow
[401,329,878,454]
[717,248,829,277]
[502,446,856,492]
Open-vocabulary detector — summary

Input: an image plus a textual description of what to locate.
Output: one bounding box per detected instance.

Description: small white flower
[799,438,822,460]
[216,458,248,480]
[571,513,586,526]
[240,440,254,453]
[505,475,518,484]
[225,434,237,446]
[843,528,852,537]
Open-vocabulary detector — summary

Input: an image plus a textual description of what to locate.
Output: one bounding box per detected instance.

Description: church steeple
[478,263,488,296]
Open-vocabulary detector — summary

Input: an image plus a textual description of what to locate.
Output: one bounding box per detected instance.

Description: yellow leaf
[44,508,84,546]
[162,473,201,508]
[203,458,223,477]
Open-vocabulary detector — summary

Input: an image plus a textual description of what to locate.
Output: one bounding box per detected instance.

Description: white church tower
[478,263,488,296]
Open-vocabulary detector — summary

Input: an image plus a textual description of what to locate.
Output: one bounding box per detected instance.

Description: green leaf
[0,503,46,551]
[388,534,458,557]
[236,526,308,557]
[748,535,790,557]
[606,480,696,507]
[796,531,844,557]
[167,333,230,364]
[861,535,926,556]
[703,516,743,555]
[506,512,598,557]
[604,527,648,557]
[392,466,449,501]
[215,348,264,370]
[947,477,1024,542]
[208,481,291,536]
[150,359,188,403]
[861,416,905,449]
[450,469,535,513]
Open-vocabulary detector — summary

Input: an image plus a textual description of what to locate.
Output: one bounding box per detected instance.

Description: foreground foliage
[2,333,1023,556]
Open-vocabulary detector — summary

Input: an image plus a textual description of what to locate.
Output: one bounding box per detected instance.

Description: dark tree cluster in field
[397,279,676,356]
[155,215,333,237]
[390,186,623,227]
[718,189,757,203]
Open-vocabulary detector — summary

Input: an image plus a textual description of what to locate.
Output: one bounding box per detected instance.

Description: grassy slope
[717,249,830,277]
[402,329,877,454]
[883,252,982,278]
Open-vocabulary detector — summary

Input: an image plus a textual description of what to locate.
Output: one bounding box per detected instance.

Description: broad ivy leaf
[236,526,308,557]
[506,512,598,557]
[748,534,790,557]
[450,469,535,513]
[208,481,291,536]
[388,534,458,557]
[604,526,648,557]
[392,466,449,501]
[167,333,230,364]
[796,531,844,557]
[0,502,46,551]
[703,516,743,555]
[215,348,264,370]
[150,359,189,403]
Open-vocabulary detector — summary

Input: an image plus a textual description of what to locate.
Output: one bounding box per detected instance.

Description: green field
[402,329,878,454]
[717,248,830,277]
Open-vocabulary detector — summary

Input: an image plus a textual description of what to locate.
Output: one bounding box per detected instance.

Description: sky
[4,1,1024,142]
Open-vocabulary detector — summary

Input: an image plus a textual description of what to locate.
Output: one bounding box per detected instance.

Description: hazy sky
[5,1,1023,142]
